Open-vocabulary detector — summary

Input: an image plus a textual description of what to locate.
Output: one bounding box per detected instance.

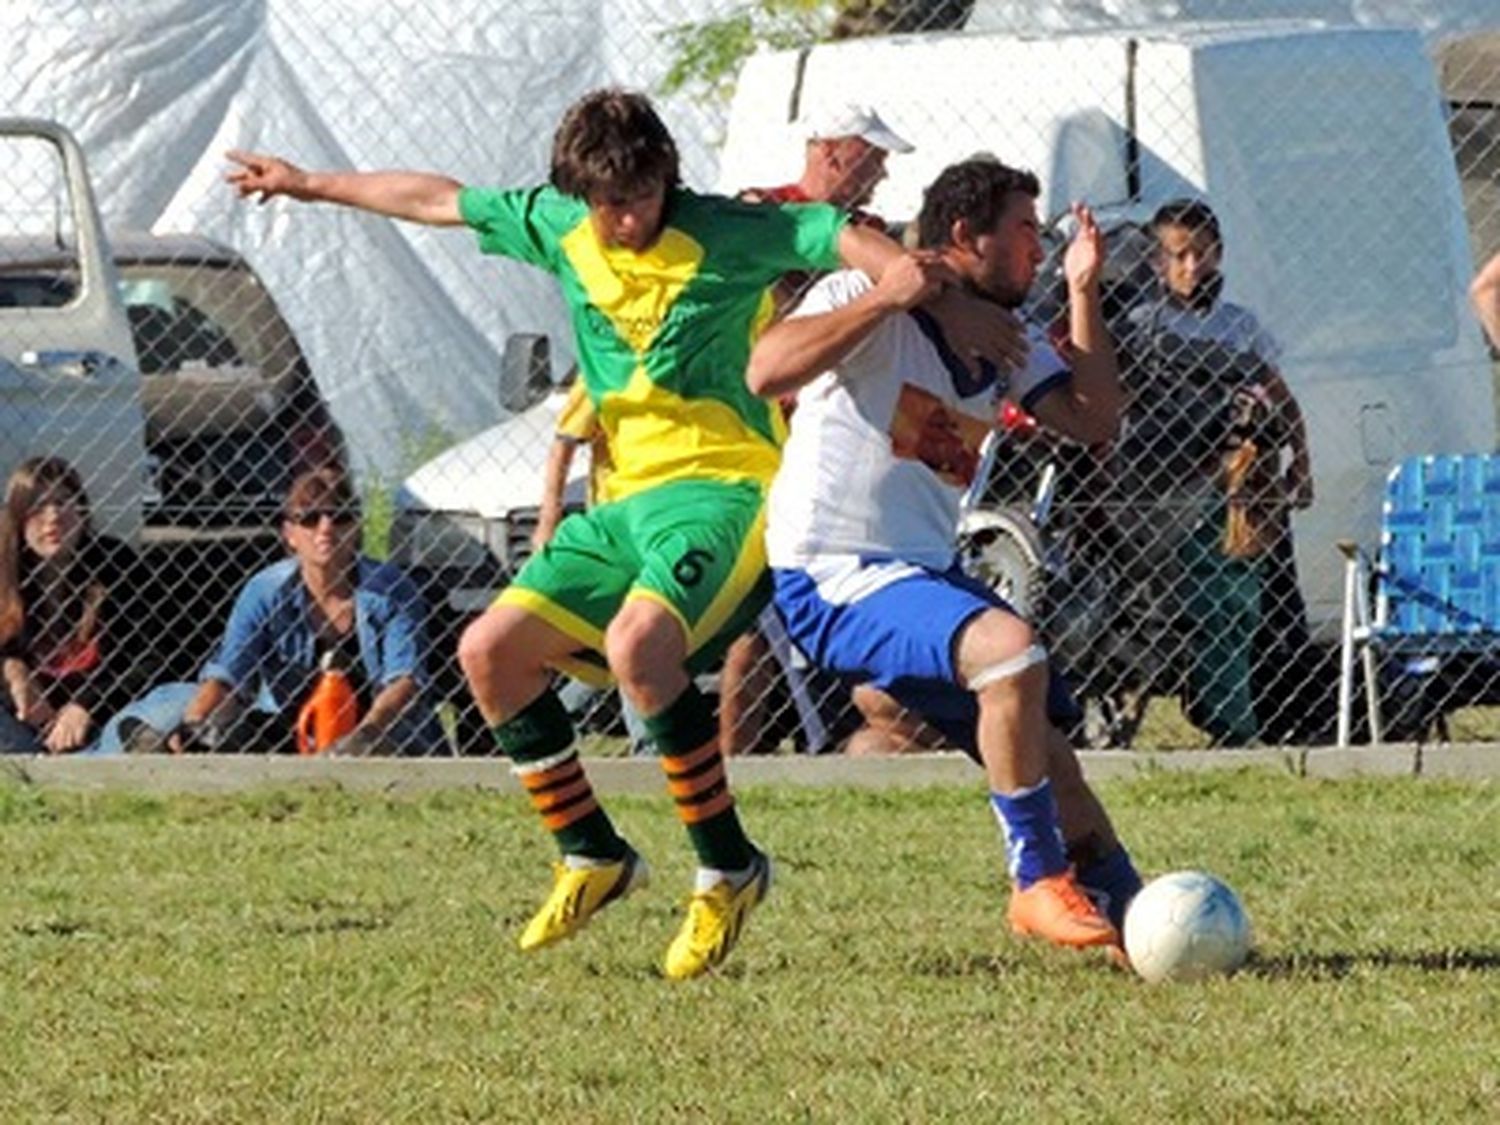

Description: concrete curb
[2,743,1493,797]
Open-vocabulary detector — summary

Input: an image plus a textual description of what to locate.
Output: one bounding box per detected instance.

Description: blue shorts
[772,558,1079,756]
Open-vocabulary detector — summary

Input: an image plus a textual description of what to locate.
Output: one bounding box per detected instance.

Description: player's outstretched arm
[226,150,465,227]
[747,251,951,399]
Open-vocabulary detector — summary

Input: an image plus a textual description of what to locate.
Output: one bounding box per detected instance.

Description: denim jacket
[202,557,429,713]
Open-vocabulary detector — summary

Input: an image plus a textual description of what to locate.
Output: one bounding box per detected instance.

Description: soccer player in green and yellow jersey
[228,89,1023,979]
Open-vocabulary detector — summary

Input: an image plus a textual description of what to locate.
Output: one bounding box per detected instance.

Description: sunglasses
[288,508,358,528]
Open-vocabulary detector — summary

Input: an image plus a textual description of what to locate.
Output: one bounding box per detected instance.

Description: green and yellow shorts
[496,478,771,685]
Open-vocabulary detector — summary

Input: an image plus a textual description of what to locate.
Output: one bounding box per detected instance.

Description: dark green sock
[645,684,755,870]
[494,689,626,861]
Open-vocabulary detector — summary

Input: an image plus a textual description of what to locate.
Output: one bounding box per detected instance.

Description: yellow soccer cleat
[518,848,649,952]
[662,852,772,980]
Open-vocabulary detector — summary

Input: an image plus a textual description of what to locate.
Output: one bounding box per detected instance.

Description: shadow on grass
[907,949,1028,978]
[912,947,1500,981]
[267,914,394,937]
[14,916,101,938]
[1250,947,1500,979]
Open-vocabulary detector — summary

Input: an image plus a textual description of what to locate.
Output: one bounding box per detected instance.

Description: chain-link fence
[2,1,1500,757]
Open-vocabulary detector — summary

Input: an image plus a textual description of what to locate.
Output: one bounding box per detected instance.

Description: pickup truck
[0,118,345,677]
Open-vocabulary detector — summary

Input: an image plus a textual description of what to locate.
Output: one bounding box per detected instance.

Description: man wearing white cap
[721,104,915,759]
[742,102,914,217]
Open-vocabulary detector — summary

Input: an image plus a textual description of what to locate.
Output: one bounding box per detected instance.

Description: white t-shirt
[1121,297,1280,378]
[766,269,1070,570]
[1115,296,1282,478]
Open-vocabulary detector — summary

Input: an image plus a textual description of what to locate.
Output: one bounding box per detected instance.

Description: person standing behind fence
[0,457,145,754]
[225,88,1021,979]
[95,468,440,756]
[740,102,910,314]
[750,157,1142,952]
[721,103,915,757]
[1121,200,1313,746]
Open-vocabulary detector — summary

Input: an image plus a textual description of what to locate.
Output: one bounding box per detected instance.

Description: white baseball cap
[802,103,914,154]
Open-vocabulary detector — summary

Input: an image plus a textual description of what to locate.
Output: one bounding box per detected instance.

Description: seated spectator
[96,468,441,755]
[0,457,145,754]
[841,684,948,755]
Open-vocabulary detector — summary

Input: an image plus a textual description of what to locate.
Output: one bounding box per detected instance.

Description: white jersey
[766,269,1070,570]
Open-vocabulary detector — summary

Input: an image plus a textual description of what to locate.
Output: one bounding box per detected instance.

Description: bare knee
[458,606,558,696]
[605,601,689,712]
[956,610,1043,694]
[458,611,512,682]
[722,631,766,679]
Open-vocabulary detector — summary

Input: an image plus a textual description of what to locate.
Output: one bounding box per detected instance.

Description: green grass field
[2,770,1496,1122]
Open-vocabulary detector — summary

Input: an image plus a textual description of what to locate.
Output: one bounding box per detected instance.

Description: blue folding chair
[1337,453,1500,745]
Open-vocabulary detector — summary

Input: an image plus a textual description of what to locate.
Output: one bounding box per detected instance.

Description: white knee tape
[967,644,1047,692]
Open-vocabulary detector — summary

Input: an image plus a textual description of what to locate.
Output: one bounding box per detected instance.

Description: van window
[0,135,77,243]
[122,295,242,375]
[118,261,289,380]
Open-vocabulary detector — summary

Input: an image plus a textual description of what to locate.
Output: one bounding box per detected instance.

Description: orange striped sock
[512,749,623,858]
[494,691,624,860]
[646,686,754,870]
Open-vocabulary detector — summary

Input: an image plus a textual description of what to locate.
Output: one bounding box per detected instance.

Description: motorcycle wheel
[957,505,1046,619]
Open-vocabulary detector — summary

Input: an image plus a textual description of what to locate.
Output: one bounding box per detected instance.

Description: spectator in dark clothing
[1118,200,1314,745]
[0,456,145,753]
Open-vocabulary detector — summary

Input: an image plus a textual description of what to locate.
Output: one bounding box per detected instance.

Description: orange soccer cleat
[1008,868,1121,950]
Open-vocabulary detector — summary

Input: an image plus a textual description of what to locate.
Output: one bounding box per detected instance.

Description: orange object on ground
[295,653,359,755]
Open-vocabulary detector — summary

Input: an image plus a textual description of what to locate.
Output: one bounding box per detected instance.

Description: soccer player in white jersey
[748,157,1143,954]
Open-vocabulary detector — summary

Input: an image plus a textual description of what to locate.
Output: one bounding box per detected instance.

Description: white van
[389,24,1492,653]
[718,23,1496,641]
[388,334,583,613]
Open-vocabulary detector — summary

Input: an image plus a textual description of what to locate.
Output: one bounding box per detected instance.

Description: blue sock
[989,780,1069,888]
[1075,844,1143,931]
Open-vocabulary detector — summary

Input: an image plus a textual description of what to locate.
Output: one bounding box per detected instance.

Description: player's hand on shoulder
[1062,202,1106,293]
[874,250,953,311]
[225,150,310,203]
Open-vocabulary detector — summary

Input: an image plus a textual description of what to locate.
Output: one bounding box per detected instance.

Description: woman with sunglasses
[97,467,442,755]
[0,456,148,754]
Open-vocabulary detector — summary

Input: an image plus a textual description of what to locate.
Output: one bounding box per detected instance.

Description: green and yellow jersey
[459,185,846,499]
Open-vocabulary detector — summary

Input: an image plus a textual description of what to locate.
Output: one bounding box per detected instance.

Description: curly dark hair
[916,157,1040,250]
[550,88,681,201]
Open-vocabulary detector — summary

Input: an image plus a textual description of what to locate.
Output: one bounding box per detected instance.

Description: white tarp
[3,0,1498,475]
[0,0,739,476]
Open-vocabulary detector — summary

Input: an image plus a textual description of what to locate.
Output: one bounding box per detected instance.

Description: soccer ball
[1123,870,1252,983]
